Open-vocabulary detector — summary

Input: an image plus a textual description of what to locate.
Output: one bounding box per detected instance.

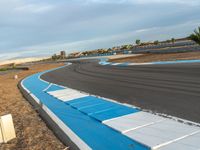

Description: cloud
[0,0,200,60]
[15,4,54,13]
[132,0,200,5]
[0,50,38,61]
[86,0,200,5]
[18,18,200,56]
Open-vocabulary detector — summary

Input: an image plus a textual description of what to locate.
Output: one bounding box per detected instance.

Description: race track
[41,60,200,123]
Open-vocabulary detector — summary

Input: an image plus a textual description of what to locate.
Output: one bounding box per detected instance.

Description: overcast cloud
[0,0,200,60]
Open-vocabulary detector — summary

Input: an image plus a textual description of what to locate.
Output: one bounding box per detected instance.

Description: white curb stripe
[159,131,200,150]
[49,89,78,97]
[48,89,74,95]
[55,91,81,98]
[104,112,164,133]
[48,89,88,102]
[124,119,200,149]
[100,62,110,65]
[59,93,88,102]
[128,63,153,66]
[112,63,123,66]
[153,130,200,150]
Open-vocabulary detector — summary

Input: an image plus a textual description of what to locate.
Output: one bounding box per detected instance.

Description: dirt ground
[110,51,200,63]
[0,63,67,150]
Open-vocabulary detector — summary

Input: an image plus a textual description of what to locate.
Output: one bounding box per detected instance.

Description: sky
[0,0,200,60]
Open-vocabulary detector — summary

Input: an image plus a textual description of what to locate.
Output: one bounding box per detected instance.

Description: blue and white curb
[99,59,200,66]
[20,64,200,150]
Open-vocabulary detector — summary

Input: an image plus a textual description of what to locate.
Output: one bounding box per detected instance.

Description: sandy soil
[0,57,49,66]
[110,51,200,63]
[0,63,67,150]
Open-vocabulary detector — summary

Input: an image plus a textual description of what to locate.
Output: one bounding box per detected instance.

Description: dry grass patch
[0,63,67,150]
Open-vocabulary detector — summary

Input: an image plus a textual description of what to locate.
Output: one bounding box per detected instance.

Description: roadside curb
[18,66,148,150]
[99,59,200,66]
[18,64,200,150]
[18,79,80,150]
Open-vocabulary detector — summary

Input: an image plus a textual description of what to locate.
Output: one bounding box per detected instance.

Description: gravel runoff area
[110,51,200,63]
[0,63,67,150]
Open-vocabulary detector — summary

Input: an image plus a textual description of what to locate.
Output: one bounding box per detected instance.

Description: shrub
[189,27,200,45]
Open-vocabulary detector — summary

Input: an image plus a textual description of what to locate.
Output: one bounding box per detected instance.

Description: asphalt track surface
[41,60,200,123]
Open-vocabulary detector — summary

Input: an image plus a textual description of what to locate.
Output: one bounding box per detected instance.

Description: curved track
[41,60,200,123]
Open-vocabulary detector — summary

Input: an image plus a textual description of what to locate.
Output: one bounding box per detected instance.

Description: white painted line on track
[21,79,31,94]
[43,83,52,92]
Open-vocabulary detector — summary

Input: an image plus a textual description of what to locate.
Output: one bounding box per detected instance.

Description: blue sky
[0,0,200,60]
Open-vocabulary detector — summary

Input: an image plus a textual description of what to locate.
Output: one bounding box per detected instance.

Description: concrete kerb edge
[18,80,82,150]
[18,62,200,150]
[18,63,89,150]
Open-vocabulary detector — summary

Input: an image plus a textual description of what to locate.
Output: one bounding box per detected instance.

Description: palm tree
[171,38,175,44]
[189,27,200,45]
[154,40,159,45]
[135,39,141,45]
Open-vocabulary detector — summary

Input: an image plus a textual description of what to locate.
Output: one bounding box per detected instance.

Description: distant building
[68,52,83,58]
[60,51,66,59]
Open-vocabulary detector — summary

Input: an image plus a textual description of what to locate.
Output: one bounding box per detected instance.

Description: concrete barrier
[0,114,16,143]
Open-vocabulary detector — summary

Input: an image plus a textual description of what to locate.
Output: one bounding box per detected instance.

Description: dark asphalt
[41,60,200,123]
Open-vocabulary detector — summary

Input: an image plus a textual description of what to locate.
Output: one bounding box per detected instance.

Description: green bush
[189,27,200,45]
[0,68,8,71]
[154,40,159,45]
[135,39,141,45]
